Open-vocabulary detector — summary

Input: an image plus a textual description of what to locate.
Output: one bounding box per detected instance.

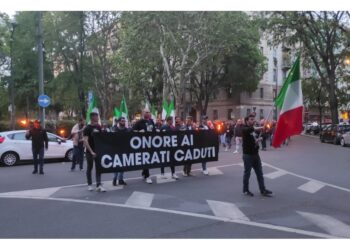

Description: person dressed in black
[182,116,195,176]
[242,114,273,197]
[83,112,106,192]
[160,116,179,180]
[132,108,155,184]
[25,120,48,174]
[112,117,130,186]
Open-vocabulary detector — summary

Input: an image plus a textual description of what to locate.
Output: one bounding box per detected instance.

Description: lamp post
[9,20,17,130]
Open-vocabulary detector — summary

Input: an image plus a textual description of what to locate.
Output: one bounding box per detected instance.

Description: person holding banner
[198,115,210,175]
[160,116,179,180]
[182,116,195,176]
[242,114,273,197]
[132,108,156,184]
[112,117,129,186]
[83,112,106,192]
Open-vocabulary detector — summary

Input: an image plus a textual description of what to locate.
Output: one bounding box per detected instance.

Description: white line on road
[298,180,325,194]
[0,187,61,198]
[262,162,350,193]
[125,191,154,207]
[0,195,337,238]
[297,211,350,238]
[264,170,288,179]
[207,167,224,176]
[207,200,250,221]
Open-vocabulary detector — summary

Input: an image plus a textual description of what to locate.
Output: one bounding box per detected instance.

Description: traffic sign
[38,94,51,108]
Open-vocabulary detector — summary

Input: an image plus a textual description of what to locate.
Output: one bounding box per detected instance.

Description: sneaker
[118,180,127,185]
[96,185,106,192]
[233,151,238,154]
[32,170,38,174]
[160,173,167,179]
[261,189,273,197]
[145,177,153,184]
[182,171,188,177]
[172,173,179,180]
[88,185,94,191]
[112,179,117,186]
[202,170,209,175]
[224,148,228,152]
[244,191,254,197]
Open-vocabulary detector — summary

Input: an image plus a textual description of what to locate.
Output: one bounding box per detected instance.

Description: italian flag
[86,91,100,124]
[272,56,303,148]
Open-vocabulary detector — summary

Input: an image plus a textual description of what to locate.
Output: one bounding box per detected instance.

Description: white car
[0,130,74,166]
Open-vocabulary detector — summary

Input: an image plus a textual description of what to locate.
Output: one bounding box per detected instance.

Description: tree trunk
[328,76,339,124]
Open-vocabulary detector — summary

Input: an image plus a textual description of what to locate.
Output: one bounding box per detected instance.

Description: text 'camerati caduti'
[100,134,216,168]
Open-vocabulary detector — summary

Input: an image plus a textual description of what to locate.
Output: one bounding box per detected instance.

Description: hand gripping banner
[93,130,219,173]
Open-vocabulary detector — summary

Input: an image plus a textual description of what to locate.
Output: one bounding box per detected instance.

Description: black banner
[94,130,219,173]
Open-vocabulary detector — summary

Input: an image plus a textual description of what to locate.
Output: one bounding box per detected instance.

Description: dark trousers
[33,147,44,172]
[242,154,266,192]
[142,169,150,178]
[71,145,84,170]
[183,164,192,174]
[160,166,175,174]
[86,152,101,187]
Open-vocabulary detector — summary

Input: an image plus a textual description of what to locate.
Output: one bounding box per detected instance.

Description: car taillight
[0,137,5,143]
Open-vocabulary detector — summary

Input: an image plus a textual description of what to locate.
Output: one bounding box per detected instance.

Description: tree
[262,11,350,124]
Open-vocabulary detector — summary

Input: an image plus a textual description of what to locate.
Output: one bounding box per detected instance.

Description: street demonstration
[95,131,219,173]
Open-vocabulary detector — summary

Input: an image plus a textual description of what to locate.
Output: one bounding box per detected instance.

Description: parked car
[340,131,350,147]
[304,122,321,135]
[0,130,74,166]
[319,124,350,145]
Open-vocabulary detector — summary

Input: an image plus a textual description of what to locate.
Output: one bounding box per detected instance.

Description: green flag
[167,100,175,124]
[161,100,168,120]
[114,107,121,119]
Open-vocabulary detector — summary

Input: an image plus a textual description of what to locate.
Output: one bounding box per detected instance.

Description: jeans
[71,145,84,170]
[142,169,150,178]
[202,162,207,171]
[114,171,124,181]
[183,164,192,174]
[33,147,44,172]
[86,152,101,187]
[242,154,266,192]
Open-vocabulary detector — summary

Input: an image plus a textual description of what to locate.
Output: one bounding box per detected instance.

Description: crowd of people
[25,108,274,197]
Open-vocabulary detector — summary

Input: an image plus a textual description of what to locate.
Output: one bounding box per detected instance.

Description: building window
[273,68,277,82]
[260,88,264,99]
[213,110,218,120]
[246,108,251,117]
[227,109,233,120]
[260,109,264,120]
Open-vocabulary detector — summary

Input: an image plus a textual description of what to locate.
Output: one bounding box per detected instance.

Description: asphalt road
[0,135,349,239]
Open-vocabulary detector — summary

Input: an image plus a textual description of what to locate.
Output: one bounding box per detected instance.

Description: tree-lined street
[1,135,349,238]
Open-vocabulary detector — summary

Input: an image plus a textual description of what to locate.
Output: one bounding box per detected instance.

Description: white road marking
[207,200,250,221]
[156,174,176,184]
[262,162,350,193]
[0,195,336,238]
[100,181,124,191]
[0,187,61,198]
[125,191,154,207]
[298,180,325,193]
[264,170,287,179]
[297,211,350,238]
[207,167,223,176]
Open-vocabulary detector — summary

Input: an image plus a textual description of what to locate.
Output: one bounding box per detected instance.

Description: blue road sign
[38,94,51,108]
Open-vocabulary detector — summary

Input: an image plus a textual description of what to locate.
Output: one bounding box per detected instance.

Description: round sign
[38,94,51,108]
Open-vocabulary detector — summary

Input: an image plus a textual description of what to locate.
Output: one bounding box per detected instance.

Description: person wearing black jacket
[25,120,48,174]
[242,114,273,197]
[132,108,155,184]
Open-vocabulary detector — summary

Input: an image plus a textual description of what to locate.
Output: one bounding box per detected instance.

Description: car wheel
[65,149,74,162]
[1,152,19,166]
[340,138,346,147]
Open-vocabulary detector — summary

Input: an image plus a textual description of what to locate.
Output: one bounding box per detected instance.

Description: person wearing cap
[25,120,48,175]
[83,112,106,192]
[198,115,210,175]
[132,107,155,184]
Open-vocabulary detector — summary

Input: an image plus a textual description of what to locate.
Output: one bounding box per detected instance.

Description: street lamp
[9,20,17,130]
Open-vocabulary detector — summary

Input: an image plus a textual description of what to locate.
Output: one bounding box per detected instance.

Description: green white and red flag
[272,56,303,148]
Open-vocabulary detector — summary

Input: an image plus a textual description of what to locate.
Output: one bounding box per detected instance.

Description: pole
[10,23,16,130]
[37,12,45,128]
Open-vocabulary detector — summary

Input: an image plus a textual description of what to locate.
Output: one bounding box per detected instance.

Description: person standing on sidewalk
[242,114,273,197]
[233,119,243,154]
[25,120,48,175]
[112,117,129,186]
[83,112,106,192]
[71,118,85,171]
[132,108,155,184]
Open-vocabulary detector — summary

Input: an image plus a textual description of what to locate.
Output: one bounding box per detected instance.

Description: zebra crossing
[0,162,350,238]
